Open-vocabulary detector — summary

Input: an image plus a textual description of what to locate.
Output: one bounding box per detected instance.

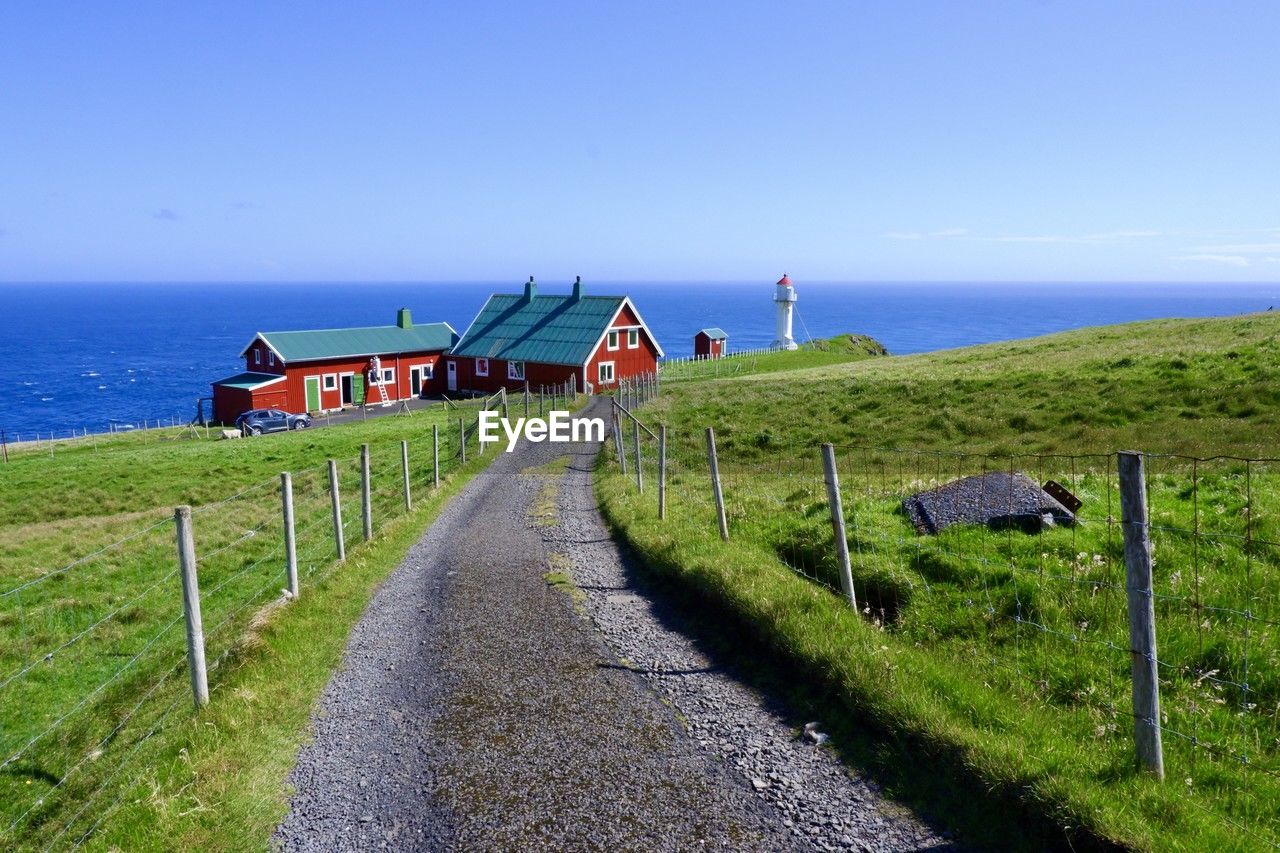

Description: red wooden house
[447,277,663,394]
[211,309,457,424]
[693,327,728,359]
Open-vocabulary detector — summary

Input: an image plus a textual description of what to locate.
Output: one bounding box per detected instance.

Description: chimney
[523,275,538,303]
[571,275,584,302]
[397,307,412,329]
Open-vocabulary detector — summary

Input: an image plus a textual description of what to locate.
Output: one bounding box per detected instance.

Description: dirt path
[276,398,953,851]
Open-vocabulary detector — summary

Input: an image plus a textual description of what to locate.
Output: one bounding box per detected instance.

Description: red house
[693,327,728,359]
[447,277,663,394]
[211,309,457,424]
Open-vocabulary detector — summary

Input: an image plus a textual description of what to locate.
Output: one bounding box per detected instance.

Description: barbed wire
[0,516,174,600]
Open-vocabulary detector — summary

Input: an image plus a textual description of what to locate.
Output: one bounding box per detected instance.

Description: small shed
[694,328,728,360]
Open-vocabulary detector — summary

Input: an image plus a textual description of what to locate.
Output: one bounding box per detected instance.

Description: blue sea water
[1,281,1277,437]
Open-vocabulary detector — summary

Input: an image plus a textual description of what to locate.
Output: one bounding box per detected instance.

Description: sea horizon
[3,279,1278,437]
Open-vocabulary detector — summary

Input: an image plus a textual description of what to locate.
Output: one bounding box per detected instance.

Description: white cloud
[929,227,968,237]
[1169,253,1250,267]
[1190,242,1280,254]
[983,230,1160,244]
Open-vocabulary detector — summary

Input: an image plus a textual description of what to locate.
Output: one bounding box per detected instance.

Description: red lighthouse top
[777,273,792,286]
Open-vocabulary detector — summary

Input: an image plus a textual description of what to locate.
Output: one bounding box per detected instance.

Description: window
[381,368,395,384]
[475,358,489,377]
[268,351,275,366]
[607,330,619,351]
[421,362,434,380]
[627,328,639,349]
[507,361,525,380]
[598,361,615,383]
[323,374,337,391]
[254,349,261,365]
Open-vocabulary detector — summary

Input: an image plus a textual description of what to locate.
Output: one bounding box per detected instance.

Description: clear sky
[1,1,1277,283]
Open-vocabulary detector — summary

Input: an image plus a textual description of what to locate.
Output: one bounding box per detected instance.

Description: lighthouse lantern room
[771,273,798,351]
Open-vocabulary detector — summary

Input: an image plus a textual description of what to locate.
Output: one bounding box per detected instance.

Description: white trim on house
[507,361,525,380]
[582,297,666,364]
[239,334,288,365]
[475,357,489,377]
[323,373,338,391]
[606,329,619,351]
[212,372,288,391]
[597,361,615,384]
[627,328,639,349]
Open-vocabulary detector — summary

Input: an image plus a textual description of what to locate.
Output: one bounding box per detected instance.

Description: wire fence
[0,403,500,849]
[604,408,1280,848]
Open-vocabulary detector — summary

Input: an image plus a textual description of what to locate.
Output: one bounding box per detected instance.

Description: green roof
[698,327,728,339]
[451,294,632,366]
[246,322,457,363]
[212,372,287,390]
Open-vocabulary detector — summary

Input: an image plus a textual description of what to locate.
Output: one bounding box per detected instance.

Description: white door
[410,366,422,398]
[446,360,457,392]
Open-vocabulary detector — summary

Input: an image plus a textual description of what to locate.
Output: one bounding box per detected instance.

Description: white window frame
[507,361,525,380]
[627,328,639,349]
[607,330,619,351]
[381,367,395,385]
[598,361,615,384]
[421,362,434,380]
[475,357,489,377]
[254,349,261,365]
[268,351,275,366]
[323,373,337,391]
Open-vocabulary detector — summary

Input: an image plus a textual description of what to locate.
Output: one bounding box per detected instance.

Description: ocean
[1,281,1277,437]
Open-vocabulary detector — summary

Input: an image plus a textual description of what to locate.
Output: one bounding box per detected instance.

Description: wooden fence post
[459,417,466,464]
[633,419,643,493]
[281,472,299,599]
[401,440,412,511]
[706,427,729,541]
[328,459,345,562]
[658,424,667,520]
[432,424,440,489]
[613,416,627,475]
[820,444,857,609]
[361,444,373,541]
[174,506,209,708]
[1118,450,1165,780]
[524,383,530,418]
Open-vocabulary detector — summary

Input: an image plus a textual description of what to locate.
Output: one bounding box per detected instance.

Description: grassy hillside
[658,333,887,382]
[0,403,503,849]
[599,313,1280,851]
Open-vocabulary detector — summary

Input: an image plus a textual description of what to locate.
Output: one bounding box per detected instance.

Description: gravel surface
[276,397,959,851]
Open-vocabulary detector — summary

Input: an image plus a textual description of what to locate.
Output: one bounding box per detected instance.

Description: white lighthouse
[771,273,798,350]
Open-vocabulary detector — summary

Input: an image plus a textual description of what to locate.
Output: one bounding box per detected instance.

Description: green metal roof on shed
[212,372,287,390]
[697,327,728,339]
[451,289,662,365]
[243,320,457,363]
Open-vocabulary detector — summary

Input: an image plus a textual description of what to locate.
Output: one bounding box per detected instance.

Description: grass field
[658,333,887,382]
[0,401,504,849]
[600,313,1280,851]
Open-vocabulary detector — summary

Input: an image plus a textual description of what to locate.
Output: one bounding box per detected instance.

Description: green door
[304,376,321,412]
[352,375,365,405]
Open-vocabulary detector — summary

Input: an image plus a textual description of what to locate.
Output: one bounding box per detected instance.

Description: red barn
[211,309,457,424]
[693,327,728,359]
[447,277,662,394]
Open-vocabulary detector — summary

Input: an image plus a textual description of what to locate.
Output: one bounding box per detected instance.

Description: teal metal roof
[212,372,286,390]
[451,294,629,366]
[246,322,457,363]
[698,327,728,339]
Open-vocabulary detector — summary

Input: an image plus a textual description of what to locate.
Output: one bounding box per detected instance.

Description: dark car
[235,408,311,436]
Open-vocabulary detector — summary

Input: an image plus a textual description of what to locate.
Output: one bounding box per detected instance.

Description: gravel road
[276,398,956,851]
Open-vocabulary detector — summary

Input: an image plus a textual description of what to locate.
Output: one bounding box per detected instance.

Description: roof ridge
[262,321,452,336]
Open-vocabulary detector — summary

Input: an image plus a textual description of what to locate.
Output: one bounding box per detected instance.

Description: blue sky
[1,1,1277,283]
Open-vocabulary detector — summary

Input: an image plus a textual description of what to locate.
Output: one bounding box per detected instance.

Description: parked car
[235,409,311,436]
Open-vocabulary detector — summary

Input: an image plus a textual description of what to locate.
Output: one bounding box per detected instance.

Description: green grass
[0,402,500,849]
[658,333,887,382]
[599,312,1280,851]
